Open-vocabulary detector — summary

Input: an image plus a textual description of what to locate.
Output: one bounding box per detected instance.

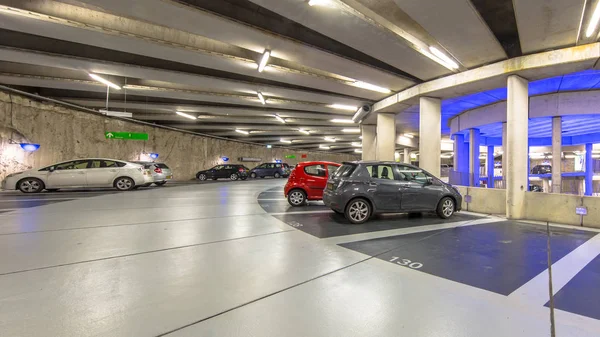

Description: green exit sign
[105,132,148,140]
[284,155,296,159]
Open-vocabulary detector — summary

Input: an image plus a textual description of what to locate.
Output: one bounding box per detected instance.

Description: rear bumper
[322,190,344,212]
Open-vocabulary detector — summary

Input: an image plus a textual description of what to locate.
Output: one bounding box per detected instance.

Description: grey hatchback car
[323,161,462,224]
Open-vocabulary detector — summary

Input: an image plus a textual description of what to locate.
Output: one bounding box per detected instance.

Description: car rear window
[332,164,356,178]
[156,163,169,169]
[304,164,326,177]
[116,161,126,167]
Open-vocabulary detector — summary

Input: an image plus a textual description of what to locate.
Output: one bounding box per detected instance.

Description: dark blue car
[249,163,290,178]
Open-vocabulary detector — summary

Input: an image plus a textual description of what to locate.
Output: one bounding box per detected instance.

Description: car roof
[344,160,421,169]
[296,161,341,166]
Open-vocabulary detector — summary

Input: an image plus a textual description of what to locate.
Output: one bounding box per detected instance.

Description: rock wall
[0,91,359,181]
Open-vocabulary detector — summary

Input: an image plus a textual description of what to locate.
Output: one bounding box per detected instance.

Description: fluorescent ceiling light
[308,0,329,5]
[235,129,249,135]
[420,48,457,71]
[342,128,360,133]
[176,111,197,120]
[403,133,414,138]
[352,81,391,94]
[280,139,292,143]
[298,129,310,135]
[319,145,331,149]
[355,149,363,154]
[328,104,358,111]
[429,47,459,69]
[89,73,121,90]
[257,92,266,105]
[274,114,286,123]
[587,2,600,37]
[258,50,271,72]
[324,137,336,142]
[330,119,354,124]
[351,142,362,147]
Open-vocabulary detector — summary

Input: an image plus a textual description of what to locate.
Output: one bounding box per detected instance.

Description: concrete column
[469,129,480,187]
[361,125,376,161]
[585,143,593,196]
[453,134,467,185]
[502,122,507,181]
[487,145,495,188]
[419,97,441,177]
[403,148,410,164]
[551,116,562,193]
[506,75,529,219]
[376,113,395,161]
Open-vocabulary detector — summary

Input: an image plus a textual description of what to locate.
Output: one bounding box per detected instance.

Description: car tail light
[238,167,244,172]
[154,167,162,174]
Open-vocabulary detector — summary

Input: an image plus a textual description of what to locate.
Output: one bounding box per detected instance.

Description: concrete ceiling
[0,0,595,152]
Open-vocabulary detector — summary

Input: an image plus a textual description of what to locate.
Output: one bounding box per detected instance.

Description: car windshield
[332,164,356,179]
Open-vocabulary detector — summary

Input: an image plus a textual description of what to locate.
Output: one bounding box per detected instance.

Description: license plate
[327,183,333,190]
[166,175,172,179]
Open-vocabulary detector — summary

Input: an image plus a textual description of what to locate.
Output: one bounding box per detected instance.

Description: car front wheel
[230,173,239,181]
[287,189,306,207]
[18,178,44,193]
[436,197,455,219]
[114,177,135,191]
[250,172,257,178]
[345,198,371,224]
[197,173,207,181]
[274,172,281,178]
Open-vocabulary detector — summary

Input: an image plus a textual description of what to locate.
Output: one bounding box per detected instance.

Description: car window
[90,160,120,168]
[267,164,275,169]
[397,165,429,183]
[214,165,224,170]
[224,165,233,170]
[333,164,356,178]
[327,165,340,175]
[365,165,395,180]
[304,164,326,177]
[55,160,89,170]
[257,164,267,169]
[275,164,282,168]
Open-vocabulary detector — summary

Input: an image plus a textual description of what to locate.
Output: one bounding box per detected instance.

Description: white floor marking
[322,216,504,245]
[268,210,334,216]
[257,198,287,201]
[0,198,75,202]
[508,233,600,305]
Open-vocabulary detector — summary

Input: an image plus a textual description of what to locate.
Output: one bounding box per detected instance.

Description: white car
[1,158,152,193]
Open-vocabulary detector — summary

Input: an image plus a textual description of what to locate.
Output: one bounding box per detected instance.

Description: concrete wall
[455,186,506,215]
[0,91,359,181]
[456,184,600,229]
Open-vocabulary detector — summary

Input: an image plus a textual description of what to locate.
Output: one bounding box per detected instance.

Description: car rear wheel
[114,177,135,191]
[345,198,371,224]
[287,189,306,207]
[197,173,207,181]
[274,172,281,178]
[436,197,455,219]
[250,172,257,178]
[230,173,239,181]
[18,178,44,193]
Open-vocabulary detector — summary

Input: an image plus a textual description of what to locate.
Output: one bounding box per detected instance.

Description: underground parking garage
[1,1,600,336]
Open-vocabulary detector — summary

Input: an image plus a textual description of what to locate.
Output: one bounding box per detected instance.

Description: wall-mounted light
[149,153,159,160]
[20,143,40,152]
[89,73,121,90]
[266,144,272,149]
[258,50,271,72]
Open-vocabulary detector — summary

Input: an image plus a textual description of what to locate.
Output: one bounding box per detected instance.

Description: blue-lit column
[453,133,467,185]
[469,129,480,187]
[487,145,495,188]
[462,140,470,186]
[585,143,593,196]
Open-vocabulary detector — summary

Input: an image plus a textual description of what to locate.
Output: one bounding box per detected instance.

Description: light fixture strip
[330,119,355,124]
[280,139,292,143]
[352,81,391,94]
[328,104,358,111]
[235,129,249,135]
[176,111,197,120]
[257,92,266,105]
[342,128,360,133]
[258,50,271,72]
[274,114,286,123]
[89,73,121,90]
[587,2,600,38]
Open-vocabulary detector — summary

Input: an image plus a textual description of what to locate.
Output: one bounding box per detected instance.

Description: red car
[284,161,341,206]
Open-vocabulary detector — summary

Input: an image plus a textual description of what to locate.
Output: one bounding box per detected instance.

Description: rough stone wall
[0,91,359,181]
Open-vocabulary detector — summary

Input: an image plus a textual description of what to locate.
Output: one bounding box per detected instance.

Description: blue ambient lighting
[20,143,40,152]
[222,157,230,162]
[149,153,159,160]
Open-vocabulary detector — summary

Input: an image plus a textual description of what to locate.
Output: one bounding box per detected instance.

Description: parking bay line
[0,198,76,202]
[508,232,600,306]
[321,216,503,245]
[268,210,334,216]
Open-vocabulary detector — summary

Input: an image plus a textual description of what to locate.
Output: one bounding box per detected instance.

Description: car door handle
[369,182,378,187]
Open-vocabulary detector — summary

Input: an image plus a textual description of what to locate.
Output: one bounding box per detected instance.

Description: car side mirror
[49,166,55,172]
[424,177,434,185]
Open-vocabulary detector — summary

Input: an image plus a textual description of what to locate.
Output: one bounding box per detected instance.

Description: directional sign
[285,155,296,159]
[105,132,148,140]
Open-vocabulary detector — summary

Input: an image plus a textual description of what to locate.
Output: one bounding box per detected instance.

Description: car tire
[274,172,281,178]
[197,173,207,181]
[250,172,257,178]
[154,181,167,186]
[436,197,455,219]
[17,178,44,193]
[230,173,239,181]
[287,189,306,207]
[240,176,247,181]
[114,177,135,191]
[345,198,372,224]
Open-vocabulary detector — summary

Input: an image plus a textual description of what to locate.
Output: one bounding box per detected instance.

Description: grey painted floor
[1,180,599,337]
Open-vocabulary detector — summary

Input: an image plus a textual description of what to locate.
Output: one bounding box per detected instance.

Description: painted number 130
[389,256,423,269]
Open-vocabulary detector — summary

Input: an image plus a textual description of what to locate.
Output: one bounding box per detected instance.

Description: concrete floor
[1,180,599,337]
